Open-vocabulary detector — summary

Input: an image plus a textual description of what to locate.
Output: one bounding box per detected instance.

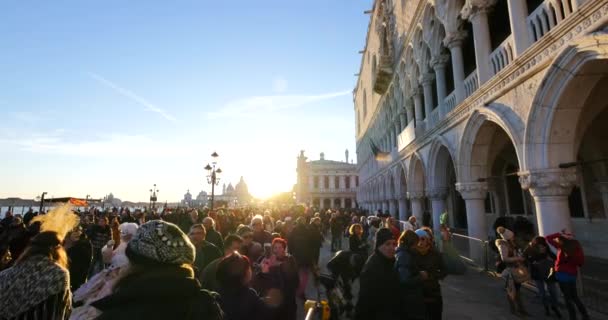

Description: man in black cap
[355,228,401,320]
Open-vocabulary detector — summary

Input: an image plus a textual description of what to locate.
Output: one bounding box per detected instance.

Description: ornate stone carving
[427,188,448,200]
[407,190,425,199]
[430,54,450,69]
[444,30,468,49]
[455,182,488,200]
[435,0,466,35]
[419,73,436,85]
[461,0,498,21]
[518,169,577,198]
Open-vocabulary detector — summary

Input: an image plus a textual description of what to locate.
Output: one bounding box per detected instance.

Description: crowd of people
[0,203,591,320]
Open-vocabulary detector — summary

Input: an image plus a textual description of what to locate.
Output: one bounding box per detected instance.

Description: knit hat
[237,225,253,237]
[496,226,514,241]
[126,220,195,266]
[415,229,431,239]
[375,228,394,248]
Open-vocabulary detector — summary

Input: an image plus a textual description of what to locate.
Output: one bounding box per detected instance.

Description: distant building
[214,176,252,207]
[181,189,208,207]
[296,150,358,209]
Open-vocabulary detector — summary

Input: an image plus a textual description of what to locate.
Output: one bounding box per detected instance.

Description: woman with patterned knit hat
[0,204,78,320]
[90,220,223,320]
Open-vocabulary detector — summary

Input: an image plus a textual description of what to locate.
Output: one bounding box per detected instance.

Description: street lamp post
[38,192,47,213]
[149,184,159,210]
[205,152,222,210]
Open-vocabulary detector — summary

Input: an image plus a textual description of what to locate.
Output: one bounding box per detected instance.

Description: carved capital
[455,182,488,200]
[443,31,468,49]
[427,188,448,200]
[518,168,577,198]
[461,0,497,21]
[430,54,450,70]
[419,73,435,86]
[407,190,425,200]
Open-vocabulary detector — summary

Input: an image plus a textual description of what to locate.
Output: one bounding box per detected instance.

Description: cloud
[89,73,177,122]
[0,130,192,157]
[208,89,351,119]
[272,76,288,93]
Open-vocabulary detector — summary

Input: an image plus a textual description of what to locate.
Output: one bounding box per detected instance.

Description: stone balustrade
[528,0,577,43]
[490,35,515,75]
[464,71,478,98]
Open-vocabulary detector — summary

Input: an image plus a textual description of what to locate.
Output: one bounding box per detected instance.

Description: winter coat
[253,255,299,320]
[217,287,274,320]
[252,230,273,246]
[355,250,401,320]
[206,229,224,252]
[411,247,446,302]
[394,246,426,319]
[546,233,585,277]
[288,224,321,267]
[91,269,223,320]
[193,241,223,278]
[67,238,93,291]
[349,235,368,258]
[523,243,555,281]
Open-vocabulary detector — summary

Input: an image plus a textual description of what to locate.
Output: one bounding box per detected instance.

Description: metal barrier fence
[448,231,608,315]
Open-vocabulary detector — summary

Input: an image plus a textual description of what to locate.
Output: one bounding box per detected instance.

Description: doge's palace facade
[354,0,608,258]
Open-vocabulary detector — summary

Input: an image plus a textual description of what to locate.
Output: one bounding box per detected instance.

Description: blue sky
[0,0,371,201]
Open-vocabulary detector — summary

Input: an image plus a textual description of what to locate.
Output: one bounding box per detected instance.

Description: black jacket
[411,248,446,302]
[355,250,401,320]
[91,270,223,320]
[349,234,368,257]
[217,287,273,320]
[206,229,224,252]
[67,237,92,291]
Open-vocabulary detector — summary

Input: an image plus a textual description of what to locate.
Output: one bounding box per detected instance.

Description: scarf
[0,255,71,319]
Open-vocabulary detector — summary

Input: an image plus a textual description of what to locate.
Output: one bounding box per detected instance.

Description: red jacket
[546,233,584,276]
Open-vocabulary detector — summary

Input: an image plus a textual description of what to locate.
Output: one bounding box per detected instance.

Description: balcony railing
[464,71,478,98]
[528,0,577,43]
[490,35,515,75]
[443,91,457,115]
[428,107,441,129]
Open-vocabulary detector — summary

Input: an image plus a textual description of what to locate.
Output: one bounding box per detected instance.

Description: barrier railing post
[483,241,489,272]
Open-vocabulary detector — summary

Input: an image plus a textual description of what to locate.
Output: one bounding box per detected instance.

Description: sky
[0,0,371,202]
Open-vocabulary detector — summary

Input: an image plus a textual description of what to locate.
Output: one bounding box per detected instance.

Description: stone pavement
[296,236,608,320]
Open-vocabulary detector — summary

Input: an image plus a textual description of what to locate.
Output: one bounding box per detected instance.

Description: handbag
[510,263,530,284]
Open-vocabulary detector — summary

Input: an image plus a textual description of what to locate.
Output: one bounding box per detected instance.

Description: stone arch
[407,152,427,193]
[525,32,608,171]
[458,108,524,183]
[427,135,458,190]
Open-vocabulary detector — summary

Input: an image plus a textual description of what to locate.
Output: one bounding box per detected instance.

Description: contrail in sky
[89,72,177,122]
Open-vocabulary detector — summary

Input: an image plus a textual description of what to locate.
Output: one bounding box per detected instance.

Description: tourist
[0,205,78,319]
[496,226,529,317]
[251,215,273,246]
[203,216,224,251]
[87,216,112,277]
[189,224,222,277]
[263,213,275,233]
[255,237,299,320]
[355,228,401,320]
[546,230,590,320]
[395,230,426,320]
[412,228,446,320]
[348,223,368,258]
[404,216,419,231]
[64,225,93,291]
[330,212,344,252]
[200,234,243,291]
[387,217,401,240]
[524,236,562,318]
[216,253,276,320]
[326,249,365,318]
[90,220,223,320]
[237,225,262,263]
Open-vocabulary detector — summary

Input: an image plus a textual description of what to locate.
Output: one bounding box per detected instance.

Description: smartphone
[264,243,272,258]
